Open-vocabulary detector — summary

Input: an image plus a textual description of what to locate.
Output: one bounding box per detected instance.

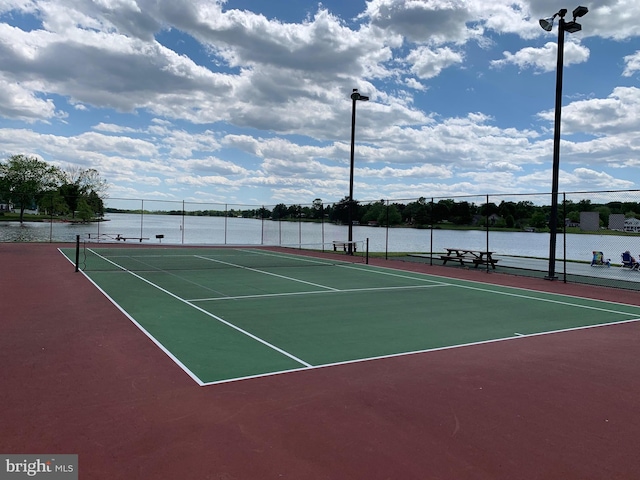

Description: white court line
[342,263,640,317]
[67,248,640,387]
[195,254,340,292]
[188,283,446,302]
[237,248,351,267]
[199,316,640,387]
[87,248,313,370]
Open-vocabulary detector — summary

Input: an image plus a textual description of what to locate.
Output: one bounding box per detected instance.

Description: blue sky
[0,0,639,209]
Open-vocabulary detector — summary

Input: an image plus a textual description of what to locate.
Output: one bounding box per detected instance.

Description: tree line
[125,196,640,232]
[0,155,107,223]
[3,153,639,230]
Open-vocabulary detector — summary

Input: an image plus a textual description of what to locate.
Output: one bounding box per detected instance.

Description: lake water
[1,212,639,263]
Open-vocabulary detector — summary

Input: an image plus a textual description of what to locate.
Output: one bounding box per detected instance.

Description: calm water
[1,213,638,262]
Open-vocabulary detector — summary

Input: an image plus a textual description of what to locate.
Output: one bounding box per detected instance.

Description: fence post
[48,195,53,243]
[298,205,302,247]
[562,192,567,283]
[385,199,389,260]
[486,194,490,272]
[261,205,265,245]
[75,235,80,272]
[140,199,144,241]
[430,197,434,266]
[321,203,325,250]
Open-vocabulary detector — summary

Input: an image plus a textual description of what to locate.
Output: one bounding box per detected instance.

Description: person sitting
[590,251,610,267]
[621,251,639,270]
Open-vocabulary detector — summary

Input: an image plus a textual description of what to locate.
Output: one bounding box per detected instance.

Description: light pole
[348,88,369,254]
[539,6,588,280]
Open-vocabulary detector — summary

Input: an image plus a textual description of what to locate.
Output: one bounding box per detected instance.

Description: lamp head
[351,89,369,101]
[539,16,554,31]
[564,21,582,33]
[573,6,588,18]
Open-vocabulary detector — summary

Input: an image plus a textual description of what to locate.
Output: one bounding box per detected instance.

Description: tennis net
[73,240,368,272]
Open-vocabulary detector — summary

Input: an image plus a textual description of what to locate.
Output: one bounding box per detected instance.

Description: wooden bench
[441,248,498,269]
[115,234,150,242]
[333,241,357,252]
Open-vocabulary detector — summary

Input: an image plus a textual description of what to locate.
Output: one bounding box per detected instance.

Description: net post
[75,235,80,272]
[366,238,369,264]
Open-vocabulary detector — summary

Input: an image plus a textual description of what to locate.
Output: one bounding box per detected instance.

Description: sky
[0,0,639,209]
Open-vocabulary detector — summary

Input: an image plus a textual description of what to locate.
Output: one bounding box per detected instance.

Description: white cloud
[539,86,640,136]
[0,0,639,205]
[491,40,590,72]
[405,46,464,80]
[0,76,59,121]
[623,50,640,77]
[361,0,484,45]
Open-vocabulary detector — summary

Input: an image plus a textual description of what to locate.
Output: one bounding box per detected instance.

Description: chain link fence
[2,190,640,290]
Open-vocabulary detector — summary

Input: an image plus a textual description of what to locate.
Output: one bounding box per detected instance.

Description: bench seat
[333,241,356,252]
[472,258,499,269]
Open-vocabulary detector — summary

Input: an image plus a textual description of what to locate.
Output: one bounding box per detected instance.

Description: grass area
[0,212,101,223]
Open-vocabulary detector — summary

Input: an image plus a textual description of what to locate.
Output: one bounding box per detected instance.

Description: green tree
[60,167,108,218]
[59,182,82,216]
[567,210,580,224]
[451,201,474,225]
[531,211,548,229]
[287,204,301,219]
[381,203,402,226]
[433,199,453,223]
[361,201,385,224]
[515,201,535,220]
[311,198,324,219]
[0,155,63,222]
[86,190,105,217]
[329,197,354,225]
[505,214,515,228]
[76,198,94,222]
[271,203,288,220]
[596,206,611,227]
[38,190,70,216]
[403,198,428,225]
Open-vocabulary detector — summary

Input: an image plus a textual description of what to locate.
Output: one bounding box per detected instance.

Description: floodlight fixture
[572,6,588,18]
[351,90,369,102]
[539,16,555,31]
[564,21,582,33]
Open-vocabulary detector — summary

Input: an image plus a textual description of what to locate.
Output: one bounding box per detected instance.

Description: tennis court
[5,242,640,479]
[61,244,640,386]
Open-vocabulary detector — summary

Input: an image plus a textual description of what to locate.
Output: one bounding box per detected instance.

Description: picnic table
[440,248,499,269]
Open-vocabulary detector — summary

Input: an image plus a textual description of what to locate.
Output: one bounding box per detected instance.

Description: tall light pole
[539,6,588,280]
[348,88,369,254]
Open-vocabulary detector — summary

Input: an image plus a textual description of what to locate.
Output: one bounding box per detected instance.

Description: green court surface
[61,246,640,386]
